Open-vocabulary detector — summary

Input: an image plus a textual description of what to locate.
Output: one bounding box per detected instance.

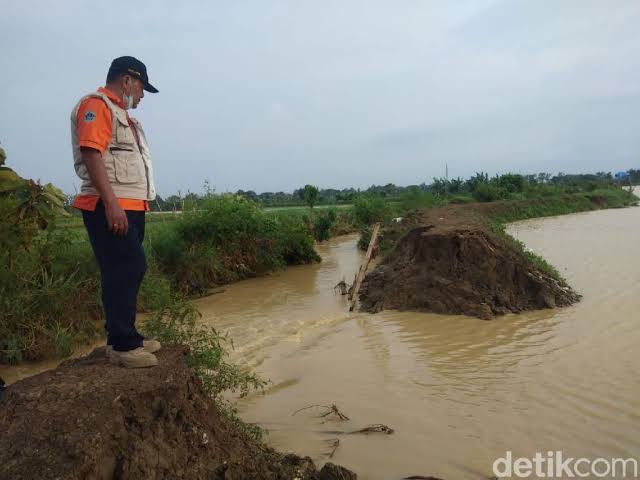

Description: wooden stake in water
[349,222,381,312]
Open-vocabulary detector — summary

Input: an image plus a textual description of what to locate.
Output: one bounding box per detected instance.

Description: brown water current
[202,207,640,479]
[2,206,638,479]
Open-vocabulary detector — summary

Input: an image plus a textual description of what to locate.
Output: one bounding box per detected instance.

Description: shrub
[274,214,321,264]
[148,195,320,293]
[353,195,390,225]
[400,190,440,211]
[311,208,337,241]
[496,173,526,194]
[472,182,506,202]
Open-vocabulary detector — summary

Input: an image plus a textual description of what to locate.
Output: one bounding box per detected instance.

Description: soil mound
[359,224,580,319]
[0,346,356,480]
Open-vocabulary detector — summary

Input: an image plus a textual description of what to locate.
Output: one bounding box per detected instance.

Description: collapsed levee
[358,223,580,319]
[0,346,356,480]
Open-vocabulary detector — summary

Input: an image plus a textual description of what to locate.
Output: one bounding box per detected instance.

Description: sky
[1,0,639,196]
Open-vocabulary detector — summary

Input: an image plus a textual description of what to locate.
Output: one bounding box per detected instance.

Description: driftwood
[348,424,394,435]
[318,424,395,436]
[293,404,350,421]
[325,438,340,458]
[403,477,444,480]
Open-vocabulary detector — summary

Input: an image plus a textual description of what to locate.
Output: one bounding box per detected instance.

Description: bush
[400,190,441,211]
[353,195,390,225]
[148,195,320,293]
[496,173,526,194]
[330,208,357,236]
[274,214,321,264]
[311,208,337,241]
[472,182,506,202]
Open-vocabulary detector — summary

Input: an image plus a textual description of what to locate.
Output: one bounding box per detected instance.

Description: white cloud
[1,0,639,194]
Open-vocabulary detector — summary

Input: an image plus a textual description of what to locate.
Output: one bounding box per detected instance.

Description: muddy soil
[359,203,580,319]
[0,346,356,480]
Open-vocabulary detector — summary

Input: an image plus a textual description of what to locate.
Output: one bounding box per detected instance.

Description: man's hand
[104,198,128,235]
[81,147,128,236]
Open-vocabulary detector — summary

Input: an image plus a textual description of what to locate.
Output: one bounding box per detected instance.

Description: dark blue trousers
[82,201,146,352]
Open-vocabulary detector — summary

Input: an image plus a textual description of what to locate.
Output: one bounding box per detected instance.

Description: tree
[302,184,319,211]
[301,184,319,235]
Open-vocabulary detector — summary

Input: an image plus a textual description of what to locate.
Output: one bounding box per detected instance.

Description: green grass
[264,203,353,213]
[3,181,636,364]
[1,195,327,364]
[0,227,102,363]
[489,220,565,280]
[487,188,638,281]
[490,189,638,225]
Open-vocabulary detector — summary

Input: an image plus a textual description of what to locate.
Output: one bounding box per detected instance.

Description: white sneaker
[142,339,161,353]
[106,339,161,358]
[109,347,158,368]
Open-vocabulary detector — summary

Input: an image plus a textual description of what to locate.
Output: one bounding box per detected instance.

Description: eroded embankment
[0,346,356,480]
[359,203,582,319]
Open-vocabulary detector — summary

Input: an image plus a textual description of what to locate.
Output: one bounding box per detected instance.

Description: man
[70,56,161,368]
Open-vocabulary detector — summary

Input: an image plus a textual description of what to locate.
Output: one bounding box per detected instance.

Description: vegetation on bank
[143,300,266,440]
[2,146,638,365]
[0,149,332,363]
[0,148,97,363]
[357,173,638,251]
[486,189,638,280]
[149,194,321,295]
[0,194,328,363]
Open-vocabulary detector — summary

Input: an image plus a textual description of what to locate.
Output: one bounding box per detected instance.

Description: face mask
[123,92,134,110]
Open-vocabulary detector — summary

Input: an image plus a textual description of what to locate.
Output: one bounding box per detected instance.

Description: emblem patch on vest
[84,111,96,122]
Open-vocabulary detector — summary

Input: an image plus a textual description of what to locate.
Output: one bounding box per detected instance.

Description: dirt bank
[358,203,581,319]
[0,346,356,480]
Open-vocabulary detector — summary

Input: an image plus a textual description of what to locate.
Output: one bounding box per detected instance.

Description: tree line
[147,169,636,212]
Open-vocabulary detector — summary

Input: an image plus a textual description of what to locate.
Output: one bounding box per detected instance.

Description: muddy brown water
[2,205,639,479]
[205,207,640,479]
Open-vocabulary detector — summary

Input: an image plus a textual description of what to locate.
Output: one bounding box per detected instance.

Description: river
[201,206,640,479]
[2,206,639,479]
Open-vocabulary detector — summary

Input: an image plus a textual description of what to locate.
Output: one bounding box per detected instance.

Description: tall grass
[490,189,638,225]
[149,195,320,294]
[1,195,324,363]
[0,222,101,362]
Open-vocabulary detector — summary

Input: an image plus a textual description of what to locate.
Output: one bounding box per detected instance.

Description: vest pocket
[115,115,135,145]
[111,148,141,184]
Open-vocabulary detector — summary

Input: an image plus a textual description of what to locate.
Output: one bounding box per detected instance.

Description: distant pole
[445,163,448,180]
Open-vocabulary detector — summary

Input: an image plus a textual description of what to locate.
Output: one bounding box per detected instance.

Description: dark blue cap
[108,56,158,93]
